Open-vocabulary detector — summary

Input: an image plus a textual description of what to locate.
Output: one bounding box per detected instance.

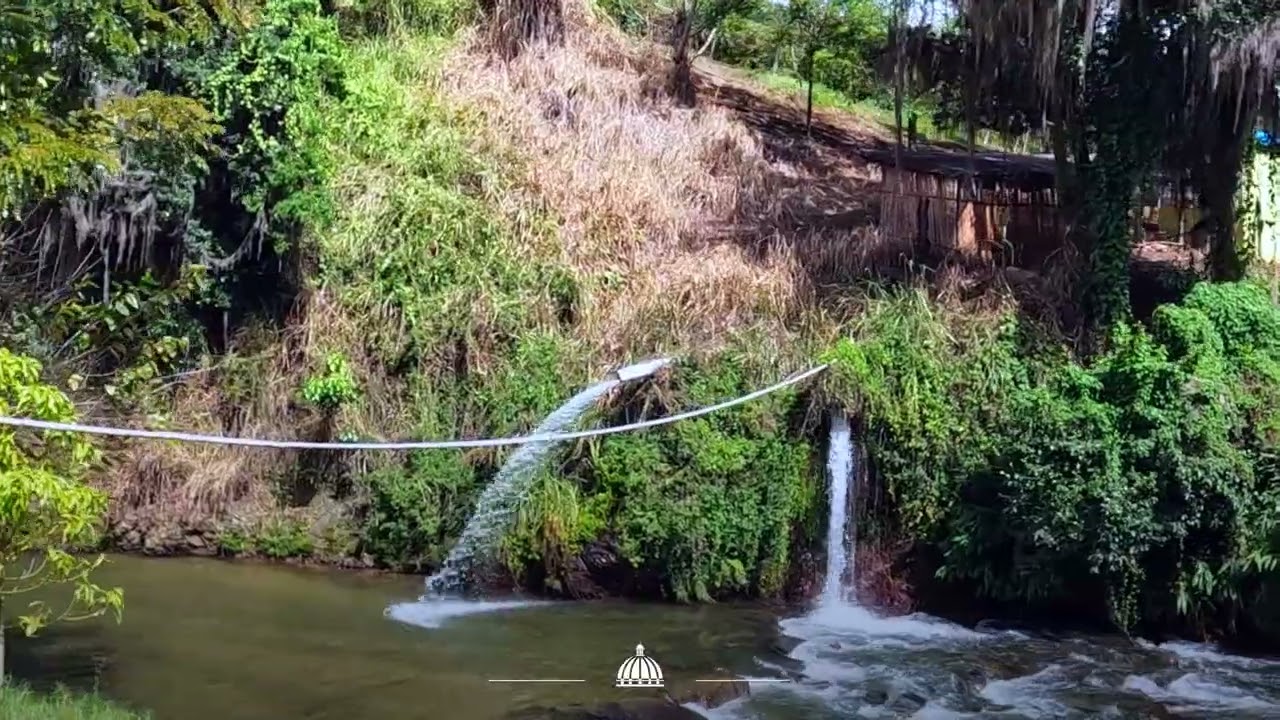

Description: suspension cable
[0,365,829,451]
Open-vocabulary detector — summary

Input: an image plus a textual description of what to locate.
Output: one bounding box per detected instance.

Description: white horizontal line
[694,679,794,683]
[487,679,587,683]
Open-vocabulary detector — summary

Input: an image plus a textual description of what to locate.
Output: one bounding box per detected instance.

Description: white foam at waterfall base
[384,598,542,629]
[800,412,981,643]
[423,378,622,595]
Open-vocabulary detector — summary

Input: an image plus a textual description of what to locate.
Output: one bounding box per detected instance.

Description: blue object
[1256,129,1274,147]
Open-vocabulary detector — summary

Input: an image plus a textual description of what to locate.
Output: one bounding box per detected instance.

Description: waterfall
[820,410,855,606]
[425,359,669,596]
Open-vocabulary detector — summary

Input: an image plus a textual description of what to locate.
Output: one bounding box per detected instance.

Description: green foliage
[0,349,123,638]
[0,683,147,720]
[501,471,604,592]
[536,353,814,602]
[215,527,251,556]
[300,352,361,410]
[254,518,314,558]
[8,269,213,410]
[0,0,215,214]
[824,285,1280,632]
[338,0,476,35]
[204,0,347,249]
[360,450,476,570]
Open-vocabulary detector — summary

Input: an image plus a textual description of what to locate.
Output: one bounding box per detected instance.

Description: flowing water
[10,555,1280,720]
[821,411,853,605]
[426,358,669,595]
[424,378,620,595]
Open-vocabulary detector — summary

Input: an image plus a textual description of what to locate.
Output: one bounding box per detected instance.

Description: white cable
[0,365,829,450]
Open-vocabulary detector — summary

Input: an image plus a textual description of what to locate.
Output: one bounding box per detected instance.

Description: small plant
[359,450,477,571]
[254,519,315,559]
[215,528,252,556]
[300,352,361,410]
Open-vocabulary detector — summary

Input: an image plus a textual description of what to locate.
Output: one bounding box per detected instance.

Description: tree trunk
[1,599,6,685]
[892,5,905,194]
[669,4,697,107]
[805,50,816,137]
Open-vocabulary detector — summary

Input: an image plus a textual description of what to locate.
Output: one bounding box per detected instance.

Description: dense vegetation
[4,0,1280,652]
[825,281,1280,636]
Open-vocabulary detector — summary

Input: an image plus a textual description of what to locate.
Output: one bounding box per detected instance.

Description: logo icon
[615,643,664,688]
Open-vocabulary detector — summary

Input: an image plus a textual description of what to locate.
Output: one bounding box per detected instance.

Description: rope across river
[0,365,829,451]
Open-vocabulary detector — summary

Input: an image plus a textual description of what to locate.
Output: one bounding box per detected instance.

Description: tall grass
[0,685,146,720]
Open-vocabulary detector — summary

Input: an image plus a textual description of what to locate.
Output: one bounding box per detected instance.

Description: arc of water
[425,359,669,596]
[821,411,855,606]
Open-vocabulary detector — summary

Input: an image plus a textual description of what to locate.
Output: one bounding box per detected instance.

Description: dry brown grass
[100,297,397,533]
[441,16,882,363]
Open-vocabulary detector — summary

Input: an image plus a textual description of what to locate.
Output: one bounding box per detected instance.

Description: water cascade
[821,410,854,606]
[424,358,670,596]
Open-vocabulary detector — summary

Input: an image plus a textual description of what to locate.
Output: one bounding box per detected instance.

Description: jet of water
[425,359,670,596]
[821,411,854,606]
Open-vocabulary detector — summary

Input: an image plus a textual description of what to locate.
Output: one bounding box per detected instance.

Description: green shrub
[532,354,816,602]
[215,528,252,556]
[0,349,123,642]
[360,450,477,570]
[255,518,315,559]
[204,0,347,250]
[300,352,361,410]
[825,283,1280,633]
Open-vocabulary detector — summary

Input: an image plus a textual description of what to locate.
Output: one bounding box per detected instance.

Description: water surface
[10,556,1280,720]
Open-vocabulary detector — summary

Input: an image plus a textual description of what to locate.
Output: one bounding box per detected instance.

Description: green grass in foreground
[0,684,146,720]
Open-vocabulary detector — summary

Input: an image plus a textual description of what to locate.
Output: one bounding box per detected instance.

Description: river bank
[0,684,144,720]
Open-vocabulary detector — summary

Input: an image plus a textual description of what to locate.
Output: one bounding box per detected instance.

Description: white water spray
[425,359,669,596]
[821,411,854,605]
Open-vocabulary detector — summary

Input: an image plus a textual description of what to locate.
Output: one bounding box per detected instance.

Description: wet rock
[505,698,705,720]
[769,635,802,655]
[669,669,749,710]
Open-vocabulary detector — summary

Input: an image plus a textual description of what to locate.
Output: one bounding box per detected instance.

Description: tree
[941,0,1280,334]
[669,0,761,106]
[787,0,840,135]
[0,348,123,682]
[0,0,220,217]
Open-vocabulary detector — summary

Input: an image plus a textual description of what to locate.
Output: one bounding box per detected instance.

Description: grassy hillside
[96,3,847,594]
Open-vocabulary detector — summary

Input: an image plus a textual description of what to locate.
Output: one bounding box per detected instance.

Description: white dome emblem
[615,643,664,688]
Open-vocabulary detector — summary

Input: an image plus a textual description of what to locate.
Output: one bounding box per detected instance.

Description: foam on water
[384,599,542,629]
[782,602,983,645]
[1122,672,1276,713]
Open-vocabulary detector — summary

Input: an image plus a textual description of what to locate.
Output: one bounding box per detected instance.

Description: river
[9,556,1280,719]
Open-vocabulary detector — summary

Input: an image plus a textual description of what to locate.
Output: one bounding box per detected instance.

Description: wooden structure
[866,147,1063,268]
